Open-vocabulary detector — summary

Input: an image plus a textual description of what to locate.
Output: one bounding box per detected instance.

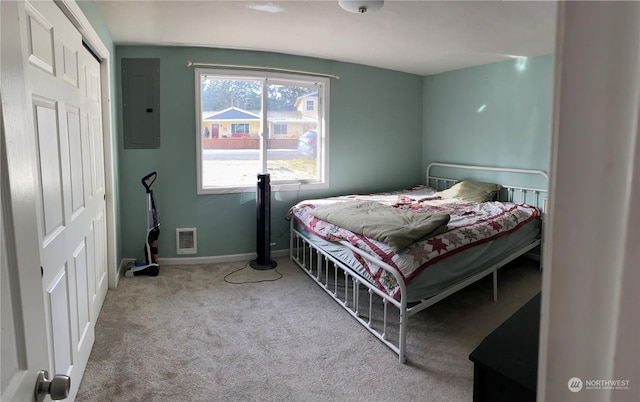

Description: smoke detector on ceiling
[339,0,384,14]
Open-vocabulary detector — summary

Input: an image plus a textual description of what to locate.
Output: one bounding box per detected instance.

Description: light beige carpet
[76,256,541,402]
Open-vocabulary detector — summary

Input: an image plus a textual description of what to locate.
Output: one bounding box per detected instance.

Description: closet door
[1,1,52,400]
[1,0,108,399]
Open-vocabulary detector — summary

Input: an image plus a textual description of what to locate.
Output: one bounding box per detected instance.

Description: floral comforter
[288,186,541,300]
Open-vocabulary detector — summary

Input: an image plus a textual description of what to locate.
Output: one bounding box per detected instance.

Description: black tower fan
[250,173,277,270]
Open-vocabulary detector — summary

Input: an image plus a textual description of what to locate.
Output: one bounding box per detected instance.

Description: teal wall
[115,46,424,260]
[76,1,121,262]
[422,55,554,185]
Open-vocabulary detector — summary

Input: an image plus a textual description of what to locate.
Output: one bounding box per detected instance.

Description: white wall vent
[176,228,197,255]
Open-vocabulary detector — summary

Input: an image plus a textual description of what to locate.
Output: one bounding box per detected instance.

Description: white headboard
[426,162,548,213]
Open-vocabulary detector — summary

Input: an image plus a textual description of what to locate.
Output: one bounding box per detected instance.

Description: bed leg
[399,310,407,364]
[492,269,498,302]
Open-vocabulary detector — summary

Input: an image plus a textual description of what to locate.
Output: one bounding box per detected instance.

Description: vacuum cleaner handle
[141,172,157,193]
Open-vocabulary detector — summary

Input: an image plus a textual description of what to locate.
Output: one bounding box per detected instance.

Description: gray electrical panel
[122,58,160,149]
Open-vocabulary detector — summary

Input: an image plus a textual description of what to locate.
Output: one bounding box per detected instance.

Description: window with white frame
[196,69,329,194]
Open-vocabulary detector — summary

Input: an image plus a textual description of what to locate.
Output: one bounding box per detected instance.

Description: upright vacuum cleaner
[125,172,160,277]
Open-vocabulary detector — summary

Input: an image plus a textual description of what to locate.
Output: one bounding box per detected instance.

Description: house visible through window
[196,69,329,193]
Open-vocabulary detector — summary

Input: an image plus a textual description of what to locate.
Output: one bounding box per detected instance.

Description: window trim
[195,68,330,194]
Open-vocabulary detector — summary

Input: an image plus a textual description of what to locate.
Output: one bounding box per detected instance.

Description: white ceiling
[92,0,558,76]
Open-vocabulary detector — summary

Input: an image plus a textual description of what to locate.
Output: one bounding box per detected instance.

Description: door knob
[34,370,70,402]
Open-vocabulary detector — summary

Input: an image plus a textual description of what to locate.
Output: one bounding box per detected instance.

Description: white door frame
[56,0,119,288]
[539,1,640,401]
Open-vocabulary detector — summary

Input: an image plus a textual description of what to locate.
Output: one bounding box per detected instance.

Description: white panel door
[1,1,51,400]
[82,46,109,319]
[18,0,108,400]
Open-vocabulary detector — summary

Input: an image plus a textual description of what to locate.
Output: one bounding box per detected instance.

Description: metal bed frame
[289,163,548,363]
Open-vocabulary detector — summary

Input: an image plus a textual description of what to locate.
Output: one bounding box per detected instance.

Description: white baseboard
[115,250,289,287]
[154,248,289,266]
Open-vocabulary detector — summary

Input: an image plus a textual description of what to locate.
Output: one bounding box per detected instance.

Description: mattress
[289,186,541,302]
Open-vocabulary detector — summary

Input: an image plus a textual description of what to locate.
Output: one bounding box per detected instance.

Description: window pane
[266,84,319,182]
[198,70,328,192]
[201,76,262,188]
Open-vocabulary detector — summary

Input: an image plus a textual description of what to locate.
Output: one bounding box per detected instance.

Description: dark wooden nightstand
[468,292,541,402]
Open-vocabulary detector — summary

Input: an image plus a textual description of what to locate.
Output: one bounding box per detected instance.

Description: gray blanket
[310,201,450,252]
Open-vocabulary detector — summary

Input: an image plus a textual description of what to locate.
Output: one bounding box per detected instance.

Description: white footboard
[290,222,541,363]
[290,222,410,363]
